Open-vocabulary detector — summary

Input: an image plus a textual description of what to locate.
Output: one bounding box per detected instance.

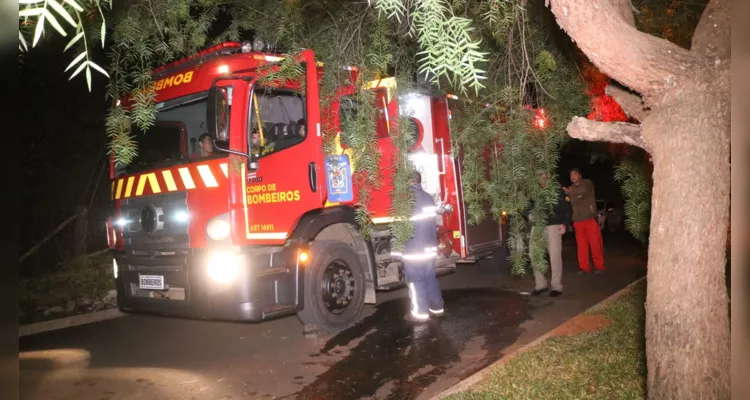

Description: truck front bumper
[114,245,304,322]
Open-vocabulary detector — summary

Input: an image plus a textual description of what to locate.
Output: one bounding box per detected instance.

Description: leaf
[88,61,110,78]
[65,51,86,72]
[19,8,45,17]
[100,20,106,47]
[19,32,28,52]
[62,0,84,12]
[68,60,87,79]
[86,66,92,91]
[32,13,46,47]
[64,31,84,51]
[43,10,67,37]
[47,0,76,27]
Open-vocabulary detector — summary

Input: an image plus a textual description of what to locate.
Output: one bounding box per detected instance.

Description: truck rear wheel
[297,240,366,334]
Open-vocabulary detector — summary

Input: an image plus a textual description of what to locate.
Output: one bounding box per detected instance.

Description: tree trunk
[642,69,730,399]
[548,0,731,397]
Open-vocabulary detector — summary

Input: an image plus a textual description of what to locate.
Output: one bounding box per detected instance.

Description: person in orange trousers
[563,168,605,275]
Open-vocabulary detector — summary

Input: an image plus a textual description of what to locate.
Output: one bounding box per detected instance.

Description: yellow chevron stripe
[124,176,135,198]
[115,179,124,200]
[197,165,218,188]
[220,163,228,178]
[147,173,161,194]
[179,167,195,189]
[135,174,149,196]
[162,170,178,191]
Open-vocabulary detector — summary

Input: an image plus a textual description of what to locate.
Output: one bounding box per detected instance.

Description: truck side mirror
[206,86,230,141]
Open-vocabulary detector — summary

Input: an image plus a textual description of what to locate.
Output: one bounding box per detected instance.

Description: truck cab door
[231,67,325,245]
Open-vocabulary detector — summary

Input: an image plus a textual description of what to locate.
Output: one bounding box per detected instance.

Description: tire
[296,240,366,334]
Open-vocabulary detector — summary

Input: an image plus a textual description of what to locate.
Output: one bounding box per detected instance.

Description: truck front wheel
[297,240,366,334]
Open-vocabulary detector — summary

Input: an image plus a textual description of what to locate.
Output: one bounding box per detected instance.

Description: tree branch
[605,83,649,121]
[548,0,700,98]
[567,117,647,151]
[691,0,730,60]
[19,212,82,263]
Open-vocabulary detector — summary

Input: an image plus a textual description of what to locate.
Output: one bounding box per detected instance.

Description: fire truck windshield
[116,94,224,175]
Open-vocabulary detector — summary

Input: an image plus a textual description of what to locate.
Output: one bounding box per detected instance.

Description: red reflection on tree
[584,64,632,157]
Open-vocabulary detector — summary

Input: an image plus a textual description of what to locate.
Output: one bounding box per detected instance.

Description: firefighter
[297,119,306,138]
[402,170,445,322]
[250,129,274,156]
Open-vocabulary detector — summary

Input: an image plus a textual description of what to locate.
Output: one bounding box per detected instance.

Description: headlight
[207,252,239,283]
[173,210,190,223]
[113,258,118,279]
[206,214,230,241]
[114,218,129,227]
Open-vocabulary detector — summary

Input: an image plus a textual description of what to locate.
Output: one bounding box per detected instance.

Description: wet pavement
[19,233,647,400]
[292,289,530,400]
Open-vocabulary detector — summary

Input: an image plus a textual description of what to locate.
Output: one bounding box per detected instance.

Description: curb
[430,276,646,399]
[19,308,126,337]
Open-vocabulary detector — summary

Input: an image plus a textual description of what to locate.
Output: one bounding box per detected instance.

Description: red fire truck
[107,40,506,333]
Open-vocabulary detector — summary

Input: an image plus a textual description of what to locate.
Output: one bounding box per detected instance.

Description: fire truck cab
[108,41,506,334]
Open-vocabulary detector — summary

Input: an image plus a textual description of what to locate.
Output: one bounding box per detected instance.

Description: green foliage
[448,3,588,275]
[105,105,137,165]
[389,105,418,252]
[339,76,382,240]
[276,0,304,50]
[19,0,112,91]
[614,159,652,243]
[256,53,305,92]
[104,0,221,164]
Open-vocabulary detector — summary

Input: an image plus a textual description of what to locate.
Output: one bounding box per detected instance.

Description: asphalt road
[20,233,647,400]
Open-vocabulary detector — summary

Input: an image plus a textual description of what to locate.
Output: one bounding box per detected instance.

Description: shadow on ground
[291,288,531,400]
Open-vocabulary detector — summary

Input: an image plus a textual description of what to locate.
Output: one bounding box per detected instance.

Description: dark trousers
[403,259,444,317]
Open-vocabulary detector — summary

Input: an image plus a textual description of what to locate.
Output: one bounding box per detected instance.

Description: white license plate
[139,275,165,290]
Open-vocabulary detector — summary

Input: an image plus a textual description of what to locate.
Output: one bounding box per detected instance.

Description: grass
[447,280,647,400]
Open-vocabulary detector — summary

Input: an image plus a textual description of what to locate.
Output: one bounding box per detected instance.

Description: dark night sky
[20,35,111,271]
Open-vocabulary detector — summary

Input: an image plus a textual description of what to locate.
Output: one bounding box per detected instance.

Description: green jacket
[569,179,597,222]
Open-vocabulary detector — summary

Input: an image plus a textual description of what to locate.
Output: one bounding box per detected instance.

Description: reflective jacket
[402,184,438,262]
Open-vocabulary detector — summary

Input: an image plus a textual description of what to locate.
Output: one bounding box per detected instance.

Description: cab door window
[248,87,307,157]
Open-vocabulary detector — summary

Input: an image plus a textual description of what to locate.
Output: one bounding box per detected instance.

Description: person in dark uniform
[401,170,445,322]
[523,170,572,297]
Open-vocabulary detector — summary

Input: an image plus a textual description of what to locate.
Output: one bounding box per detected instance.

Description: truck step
[261,303,297,319]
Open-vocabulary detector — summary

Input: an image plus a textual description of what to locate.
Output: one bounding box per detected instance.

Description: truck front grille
[119,192,189,250]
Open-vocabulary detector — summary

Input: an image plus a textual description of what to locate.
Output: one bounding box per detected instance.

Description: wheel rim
[320,259,356,314]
